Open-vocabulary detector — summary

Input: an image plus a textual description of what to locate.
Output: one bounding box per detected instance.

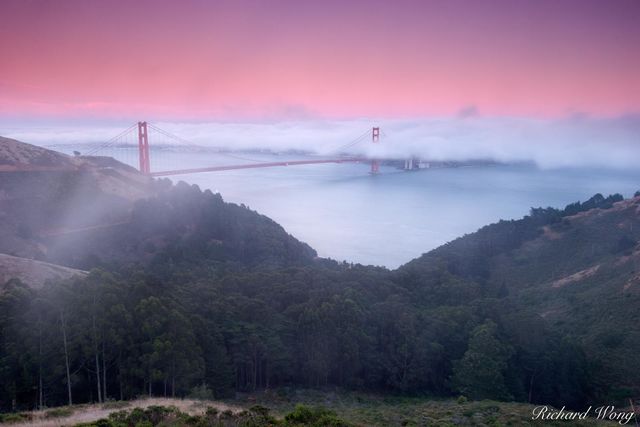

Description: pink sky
[1,0,639,120]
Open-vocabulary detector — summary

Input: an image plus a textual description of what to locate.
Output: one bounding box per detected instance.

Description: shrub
[284,404,352,426]
[205,406,219,417]
[144,405,178,425]
[105,406,183,426]
[45,407,74,418]
[249,404,271,418]
[0,413,32,423]
[101,400,130,410]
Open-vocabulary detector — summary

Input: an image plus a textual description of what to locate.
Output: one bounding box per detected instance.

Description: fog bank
[3,114,639,169]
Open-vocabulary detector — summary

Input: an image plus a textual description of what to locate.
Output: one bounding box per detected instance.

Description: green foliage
[5,396,614,427]
[452,321,514,400]
[105,406,184,426]
[122,182,318,271]
[44,407,74,418]
[59,403,355,427]
[284,404,352,426]
[562,193,623,216]
[0,412,31,423]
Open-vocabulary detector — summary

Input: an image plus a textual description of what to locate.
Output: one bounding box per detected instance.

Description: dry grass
[0,253,86,290]
[550,264,600,288]
[5,397,242,427]
[542,225,563,240]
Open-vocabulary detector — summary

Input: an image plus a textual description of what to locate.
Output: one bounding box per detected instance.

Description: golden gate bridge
[61,122,384,177]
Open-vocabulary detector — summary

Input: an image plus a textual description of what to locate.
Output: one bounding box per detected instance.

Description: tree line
[0,264,591,412]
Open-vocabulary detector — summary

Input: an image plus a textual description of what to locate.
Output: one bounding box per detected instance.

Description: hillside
[0,253,86,289]
[0,137,316,269]
[0,136,76,171]
[0,137,154,261]
[397,193,640,400]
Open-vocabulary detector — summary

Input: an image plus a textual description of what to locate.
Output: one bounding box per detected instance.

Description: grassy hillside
[0,253,86,289]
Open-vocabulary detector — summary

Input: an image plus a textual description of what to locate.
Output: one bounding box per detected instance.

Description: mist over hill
[0,137,315,271]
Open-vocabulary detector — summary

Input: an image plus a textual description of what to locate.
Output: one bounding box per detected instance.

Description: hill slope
[0,253,86,289]
[0,136,76,171]
[397,194,640,399]
[0,137,316,269]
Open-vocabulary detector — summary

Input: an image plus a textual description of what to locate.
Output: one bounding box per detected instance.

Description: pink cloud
[1,0,638,120]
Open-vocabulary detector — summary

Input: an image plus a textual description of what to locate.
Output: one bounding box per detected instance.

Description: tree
[136,296,204,397]
[0,279,34,411]
[452,320,514,400]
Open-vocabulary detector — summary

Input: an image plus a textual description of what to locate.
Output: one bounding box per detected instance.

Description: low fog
[3,114,640,170]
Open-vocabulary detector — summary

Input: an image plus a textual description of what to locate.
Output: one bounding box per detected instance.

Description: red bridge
[78,122,383,177]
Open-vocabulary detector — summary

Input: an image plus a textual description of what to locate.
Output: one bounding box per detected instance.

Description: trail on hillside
[11,398,242,427]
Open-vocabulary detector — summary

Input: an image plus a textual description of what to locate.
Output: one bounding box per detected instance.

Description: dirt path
[7,398,242,427]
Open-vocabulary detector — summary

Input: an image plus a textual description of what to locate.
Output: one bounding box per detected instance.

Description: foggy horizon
[3,112,640,170]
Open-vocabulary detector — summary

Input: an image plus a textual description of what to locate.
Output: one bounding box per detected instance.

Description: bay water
[142,150,640,268]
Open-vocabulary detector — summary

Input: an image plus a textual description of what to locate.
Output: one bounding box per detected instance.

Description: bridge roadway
[149,157,366,177]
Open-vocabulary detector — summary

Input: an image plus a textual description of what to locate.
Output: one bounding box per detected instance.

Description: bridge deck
[149,157,365,177]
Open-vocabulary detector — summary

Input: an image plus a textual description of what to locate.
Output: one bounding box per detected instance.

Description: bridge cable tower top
[370,127,380,174]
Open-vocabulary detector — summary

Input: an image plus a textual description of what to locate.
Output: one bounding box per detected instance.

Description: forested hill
[400,192,630,283]
[42,181,318,270]
[396,192,640,401]
[1,139,640,414]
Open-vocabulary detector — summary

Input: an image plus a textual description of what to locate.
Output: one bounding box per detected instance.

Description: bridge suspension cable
[75,121,380,176]
[83,123,138,156]
[146,123,271,164]
[330,129,372,153]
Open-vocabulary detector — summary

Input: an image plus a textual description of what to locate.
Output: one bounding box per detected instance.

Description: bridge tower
[138,121,151,174]
[370,127,380,174]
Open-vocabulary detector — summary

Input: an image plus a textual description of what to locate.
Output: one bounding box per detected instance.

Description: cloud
[365,114,640,169]
[457,105,479,118]
[2,114,640,170]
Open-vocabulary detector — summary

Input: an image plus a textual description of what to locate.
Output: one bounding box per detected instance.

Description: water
[128,150,638,269]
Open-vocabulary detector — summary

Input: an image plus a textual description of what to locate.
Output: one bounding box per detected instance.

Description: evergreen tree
[452,320,514,400]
